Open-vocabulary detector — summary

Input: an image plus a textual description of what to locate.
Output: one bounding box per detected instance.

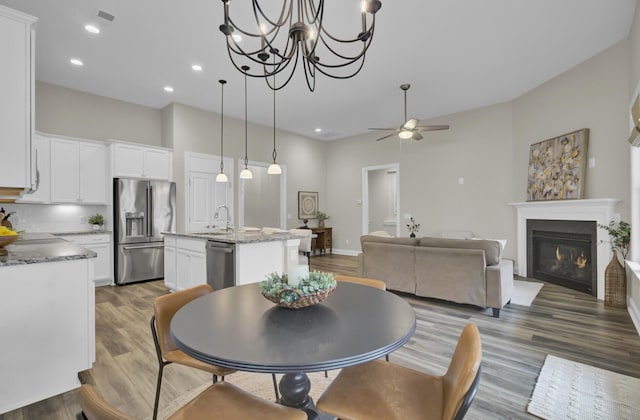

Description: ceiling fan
[370,84,450,141]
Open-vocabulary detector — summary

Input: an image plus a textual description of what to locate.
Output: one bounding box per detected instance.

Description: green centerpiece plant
[260,271,336,307]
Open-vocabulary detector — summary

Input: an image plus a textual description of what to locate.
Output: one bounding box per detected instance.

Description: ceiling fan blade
[415,124,450,131]
[375,133,398,141]
[368,127,397,131]
[412,132,423,141]
[402,118,419,130]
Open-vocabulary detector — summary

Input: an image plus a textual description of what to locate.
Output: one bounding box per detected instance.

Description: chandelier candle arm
[220,0,382,91]
[216,80,229,183]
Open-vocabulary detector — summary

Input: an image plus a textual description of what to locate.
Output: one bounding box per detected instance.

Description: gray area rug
[528,355,640,419]
[153,370,339,419]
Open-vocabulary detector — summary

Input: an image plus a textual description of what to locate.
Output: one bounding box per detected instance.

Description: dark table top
[171,282,416,373]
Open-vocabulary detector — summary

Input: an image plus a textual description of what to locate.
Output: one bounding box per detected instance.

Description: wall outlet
[345,239,349,245]
[79,216,86,224]
[458,177,464,185]
[588,157,596,168]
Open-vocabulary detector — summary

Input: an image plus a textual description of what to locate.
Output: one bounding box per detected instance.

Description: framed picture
[298,191,318,219]
[527,128,589,201]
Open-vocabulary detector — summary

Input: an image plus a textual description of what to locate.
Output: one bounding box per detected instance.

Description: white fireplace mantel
[508,199,621,300]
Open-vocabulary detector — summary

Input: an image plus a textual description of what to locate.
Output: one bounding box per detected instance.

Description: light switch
[404,213,412,220]
[458,177,464,185]
[588,158,595,168]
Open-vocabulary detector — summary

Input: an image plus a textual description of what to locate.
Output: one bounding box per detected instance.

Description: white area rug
[528,355,640,419]
[511,280,543,306]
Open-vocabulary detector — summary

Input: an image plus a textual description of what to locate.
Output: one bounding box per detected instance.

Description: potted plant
[317,211,329,227]
[599,220,630,308]
[88,213,105,231]
[406,217,420,238]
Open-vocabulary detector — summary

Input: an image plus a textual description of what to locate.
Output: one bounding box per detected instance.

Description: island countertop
[0,233,97,267]
[163,230,305,244]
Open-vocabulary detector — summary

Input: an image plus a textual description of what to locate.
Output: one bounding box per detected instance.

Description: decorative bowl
[260,271,337,309]
[261,284,336,309]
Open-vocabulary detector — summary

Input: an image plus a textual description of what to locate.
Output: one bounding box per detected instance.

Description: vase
[410,233,416,238]
[319,220,325,228]
[604,253,626,308]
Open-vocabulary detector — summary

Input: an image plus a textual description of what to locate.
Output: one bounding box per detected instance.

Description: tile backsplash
[2,203,109,233]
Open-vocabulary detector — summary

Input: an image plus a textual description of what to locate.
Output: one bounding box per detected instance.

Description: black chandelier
[219,0,382,91]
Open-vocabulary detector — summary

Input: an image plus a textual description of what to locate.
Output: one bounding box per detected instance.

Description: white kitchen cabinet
[164,236,177,290]
[17,133,50,203]
[0,5,36,197]
[50,138,107,204]
[111,141,173,181]
[59,234,112,285]
[171,237,206,291]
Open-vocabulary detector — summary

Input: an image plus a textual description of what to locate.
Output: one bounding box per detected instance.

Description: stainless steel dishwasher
[206,241,235,290]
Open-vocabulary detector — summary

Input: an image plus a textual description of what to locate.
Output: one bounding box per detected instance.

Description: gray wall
[325,38,631,262]
[35,81,162,145]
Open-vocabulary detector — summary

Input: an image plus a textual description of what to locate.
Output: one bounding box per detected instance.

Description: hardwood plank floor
[3,254,640,419]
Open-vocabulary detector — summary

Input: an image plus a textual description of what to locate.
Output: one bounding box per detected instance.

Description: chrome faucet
[214,205,233,232]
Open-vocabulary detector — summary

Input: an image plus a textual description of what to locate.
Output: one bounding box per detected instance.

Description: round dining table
[171,281,416,418]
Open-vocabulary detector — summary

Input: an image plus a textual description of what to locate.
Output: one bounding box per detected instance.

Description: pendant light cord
[220,79,226,173]
[244,71,249,168]
[272,56,277,163]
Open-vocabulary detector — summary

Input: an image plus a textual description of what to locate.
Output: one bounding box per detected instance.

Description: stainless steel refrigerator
[113,178,176,285]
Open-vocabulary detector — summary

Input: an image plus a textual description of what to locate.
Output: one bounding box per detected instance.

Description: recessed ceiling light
[315,128,322,133]
[164,86,174,93]
[192,64,203,72]
[70,58,83,66]
[85,24,100,34]
[232,34,242,42]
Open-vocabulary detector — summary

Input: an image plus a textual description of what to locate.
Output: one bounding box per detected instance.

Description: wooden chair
[150,285,236,420]
[77,383,306,420]
[316,323,482,420]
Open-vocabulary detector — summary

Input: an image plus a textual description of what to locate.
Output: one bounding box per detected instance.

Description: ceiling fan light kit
[220,0,382,91]
[370,83,450,142]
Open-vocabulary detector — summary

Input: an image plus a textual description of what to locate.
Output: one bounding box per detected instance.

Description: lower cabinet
[59,234,112,285]
[165,236,206,291]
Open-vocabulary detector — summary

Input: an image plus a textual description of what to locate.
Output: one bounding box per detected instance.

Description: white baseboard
[330,249,360,257]
[628,296,640,336]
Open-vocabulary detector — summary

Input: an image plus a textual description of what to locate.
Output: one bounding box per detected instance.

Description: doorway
[362,164,400,236]
[238,160,287,229]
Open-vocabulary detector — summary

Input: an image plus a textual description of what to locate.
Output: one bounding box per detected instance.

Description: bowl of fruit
[0,225,19,255]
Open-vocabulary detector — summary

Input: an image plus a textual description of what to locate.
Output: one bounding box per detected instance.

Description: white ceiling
[0,0,637,140]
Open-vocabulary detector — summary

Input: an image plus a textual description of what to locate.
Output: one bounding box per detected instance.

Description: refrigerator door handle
[147,184,153,238]
[122,244,164,251]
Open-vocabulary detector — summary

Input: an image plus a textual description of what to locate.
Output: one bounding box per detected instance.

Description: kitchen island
[163,230,303,291]
[0,233,96,414]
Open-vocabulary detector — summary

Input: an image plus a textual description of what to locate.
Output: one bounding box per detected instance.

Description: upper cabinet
[17,133,51,203]
[0,6,37,197]
[50,138,107,204]
[111,141,173,181]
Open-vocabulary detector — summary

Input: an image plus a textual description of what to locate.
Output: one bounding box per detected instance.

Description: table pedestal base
[278,372,333,420]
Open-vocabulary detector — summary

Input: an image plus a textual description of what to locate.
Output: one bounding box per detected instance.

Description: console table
[311,227,332,255]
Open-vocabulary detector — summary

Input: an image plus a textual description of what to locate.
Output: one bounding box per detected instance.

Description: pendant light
[239,66,253,180]
[216,79,228,183]
[267,54,282,175]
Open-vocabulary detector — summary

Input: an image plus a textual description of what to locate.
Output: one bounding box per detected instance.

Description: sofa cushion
[360,235,420,248]
[418,237,502,266]
[360,242,416,294]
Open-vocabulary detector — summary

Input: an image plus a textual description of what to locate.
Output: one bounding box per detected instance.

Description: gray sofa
[358,235,514,317]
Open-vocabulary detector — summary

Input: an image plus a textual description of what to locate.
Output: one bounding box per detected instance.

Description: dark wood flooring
[3,253,640,419]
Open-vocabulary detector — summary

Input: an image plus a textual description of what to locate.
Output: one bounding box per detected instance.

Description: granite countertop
[53,230,112,236]
[0,233,97,267]
[164,230,306,244]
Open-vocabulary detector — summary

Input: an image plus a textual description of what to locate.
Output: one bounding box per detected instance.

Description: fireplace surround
[510,199,620,300]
